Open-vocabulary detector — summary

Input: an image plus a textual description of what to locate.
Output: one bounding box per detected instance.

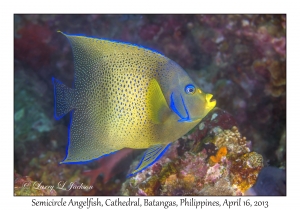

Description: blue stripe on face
[169,92,192,122]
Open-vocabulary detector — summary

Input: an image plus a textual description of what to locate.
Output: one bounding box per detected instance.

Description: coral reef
[230,152,263,192]
[21,150,91,196]
[14,68,54,144]
[15,139,136,195]
[121,108,263,196]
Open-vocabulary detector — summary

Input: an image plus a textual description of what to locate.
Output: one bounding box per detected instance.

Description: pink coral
[139,24,161,41]
[271,37,286,56]
[204,163,222,183]
[180,151,208,178]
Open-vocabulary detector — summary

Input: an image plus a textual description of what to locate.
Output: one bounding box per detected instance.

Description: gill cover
[166,63,216,122]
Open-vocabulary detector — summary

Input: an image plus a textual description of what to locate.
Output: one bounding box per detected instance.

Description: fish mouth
[205,94,216,110]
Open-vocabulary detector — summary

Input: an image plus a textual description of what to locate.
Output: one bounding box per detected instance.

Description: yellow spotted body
[53,33,216,173]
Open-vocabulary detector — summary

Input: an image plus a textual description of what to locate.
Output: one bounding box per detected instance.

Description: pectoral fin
[146,78,171,124]
[129,143,171,176]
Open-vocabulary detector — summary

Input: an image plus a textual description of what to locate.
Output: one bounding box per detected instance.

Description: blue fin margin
[59,31,164,57]
[127,143,171,177]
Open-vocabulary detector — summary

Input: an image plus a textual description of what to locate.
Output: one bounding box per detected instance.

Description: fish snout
[205,93,216,110]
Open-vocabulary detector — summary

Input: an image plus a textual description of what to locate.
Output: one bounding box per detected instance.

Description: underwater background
[14,14,286,196]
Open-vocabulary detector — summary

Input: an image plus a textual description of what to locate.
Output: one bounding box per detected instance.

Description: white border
[3,0,297,209]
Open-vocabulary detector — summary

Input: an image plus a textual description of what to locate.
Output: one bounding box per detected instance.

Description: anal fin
[129,143,171,176]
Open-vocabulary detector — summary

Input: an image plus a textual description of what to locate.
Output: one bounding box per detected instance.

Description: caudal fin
[52,77,75,120]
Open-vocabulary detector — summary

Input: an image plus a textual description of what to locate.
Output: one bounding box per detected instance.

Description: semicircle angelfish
[52,32,216,176]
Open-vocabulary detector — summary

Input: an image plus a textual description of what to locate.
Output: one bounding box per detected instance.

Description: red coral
[83,148,134,184]
[151,163,163,174]
[14,24,55,70]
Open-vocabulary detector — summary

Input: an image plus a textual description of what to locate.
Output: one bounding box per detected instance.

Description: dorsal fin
[58,32,167,91]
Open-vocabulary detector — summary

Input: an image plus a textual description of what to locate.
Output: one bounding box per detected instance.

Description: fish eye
[185,84,196,95]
